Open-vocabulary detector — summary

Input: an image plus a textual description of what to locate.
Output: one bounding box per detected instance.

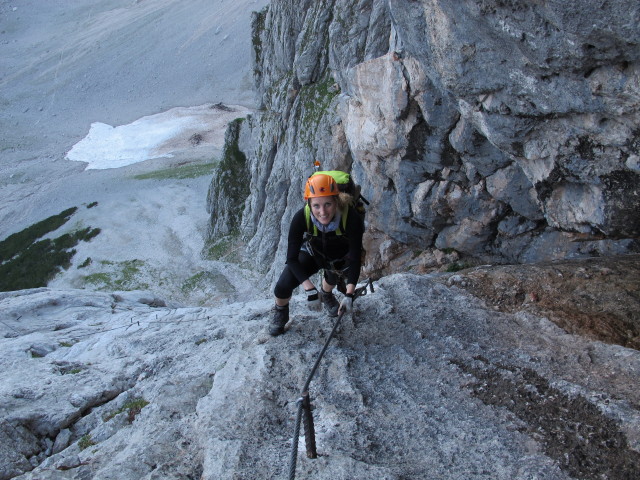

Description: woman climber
[269,173,364,336]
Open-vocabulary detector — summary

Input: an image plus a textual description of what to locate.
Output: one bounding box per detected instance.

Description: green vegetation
[78,434,95,450]
[298,74,339,148]
[103,397,149,423]
[204,236,236,260]
[0,207,101,291]
[210,119,249,235]
[133,162,217,180]
[0,207,77,262]
[445,262,471,273]
[79,257,92,268]
[181,268,235,297]
[252,7,268,77]
[82,259,148,291]
[195,338,208,346]
[182,271,210,292]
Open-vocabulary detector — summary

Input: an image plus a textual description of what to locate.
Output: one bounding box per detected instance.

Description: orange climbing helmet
[303,173,338,200]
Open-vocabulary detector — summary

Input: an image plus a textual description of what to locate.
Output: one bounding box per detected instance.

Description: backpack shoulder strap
[336,206,349,236]
[304,204,318,235]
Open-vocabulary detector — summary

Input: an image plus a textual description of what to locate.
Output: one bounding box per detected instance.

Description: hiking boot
[319,288,339,317]
[269,304,289,336]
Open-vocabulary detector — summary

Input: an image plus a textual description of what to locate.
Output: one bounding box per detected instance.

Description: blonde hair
[307,192,353,210]
[336,192,354,210]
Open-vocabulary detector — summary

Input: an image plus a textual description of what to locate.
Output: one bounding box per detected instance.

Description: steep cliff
[208,0,640,279]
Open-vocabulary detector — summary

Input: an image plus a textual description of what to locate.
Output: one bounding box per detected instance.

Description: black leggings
[274,251,340,299]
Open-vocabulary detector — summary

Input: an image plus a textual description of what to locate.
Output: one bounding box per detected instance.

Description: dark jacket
[285,205,364,285]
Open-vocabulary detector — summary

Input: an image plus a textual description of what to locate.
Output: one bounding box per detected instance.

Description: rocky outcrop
[2,266,639,479]
[207,118,250,238]
[208,0,639,279]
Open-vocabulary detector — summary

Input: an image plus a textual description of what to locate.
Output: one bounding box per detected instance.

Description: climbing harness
[287,278,375,480]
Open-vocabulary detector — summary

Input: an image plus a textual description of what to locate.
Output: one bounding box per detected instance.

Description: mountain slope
[0,0,267,238]
[2,268,639,479]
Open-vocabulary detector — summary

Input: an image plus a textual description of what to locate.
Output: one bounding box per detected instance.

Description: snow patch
[66,104,251,169]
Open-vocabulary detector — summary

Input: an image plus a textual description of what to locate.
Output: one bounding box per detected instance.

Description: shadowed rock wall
[208,0,640,279]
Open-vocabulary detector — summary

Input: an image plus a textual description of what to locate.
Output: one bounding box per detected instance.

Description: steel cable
[288,309,346,480]
[288,399,305,480]
[287,279,373,480]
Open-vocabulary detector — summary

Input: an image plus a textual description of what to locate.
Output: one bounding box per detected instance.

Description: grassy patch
[182,269,235,296]
[63,368,82,375]
[204,236,236,260]
[203,235,245,265]
[82,272,112,285]
[103,398,149,423]
[78,434,95,450]
[182,271,210,292]
[133,162,217,180]
[445,262,471,273]
[0,208,101,292]
[82,259,148,290]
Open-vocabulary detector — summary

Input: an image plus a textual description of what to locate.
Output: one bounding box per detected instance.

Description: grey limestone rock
[208,0,640,278]
[51,430,71,456]
[2,276,638,479]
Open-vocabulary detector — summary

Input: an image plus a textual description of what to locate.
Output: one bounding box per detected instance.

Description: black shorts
[273,251,342,299]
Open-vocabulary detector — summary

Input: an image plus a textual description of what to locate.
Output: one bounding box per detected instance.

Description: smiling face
[309,196,337,225]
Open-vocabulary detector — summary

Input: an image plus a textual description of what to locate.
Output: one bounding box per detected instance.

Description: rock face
[207,0,640,279]
[1,262,639,479]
